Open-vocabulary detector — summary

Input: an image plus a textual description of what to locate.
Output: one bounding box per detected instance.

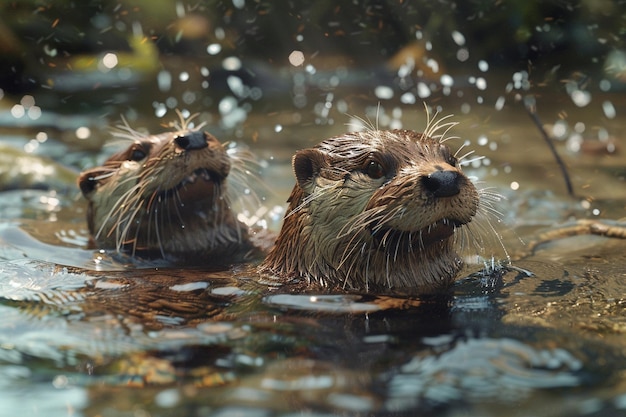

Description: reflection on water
[1,1,626,416]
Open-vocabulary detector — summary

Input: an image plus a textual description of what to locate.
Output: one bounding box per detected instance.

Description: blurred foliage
[0,0,624,93]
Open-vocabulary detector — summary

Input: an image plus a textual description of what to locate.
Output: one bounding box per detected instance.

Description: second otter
[78,117,261,265]
[260,128,480,293]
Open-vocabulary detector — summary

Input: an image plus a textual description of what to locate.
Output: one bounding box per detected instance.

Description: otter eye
[364,160,385,179]
[127,144,148,161]
[439,144,457,167]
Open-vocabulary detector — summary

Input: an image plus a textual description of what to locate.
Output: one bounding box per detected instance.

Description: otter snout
[422,169,461,197]
[174,131,209,151]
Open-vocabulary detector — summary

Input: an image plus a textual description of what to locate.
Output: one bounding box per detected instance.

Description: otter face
[78,127,246,262]
[262,129,481,293]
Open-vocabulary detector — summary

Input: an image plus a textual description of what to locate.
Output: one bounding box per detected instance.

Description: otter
[78,115,262,265]
[260,127,481,294]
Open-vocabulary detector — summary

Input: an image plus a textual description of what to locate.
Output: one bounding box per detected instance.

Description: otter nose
[174,131,208,150]
[422,170,461,197]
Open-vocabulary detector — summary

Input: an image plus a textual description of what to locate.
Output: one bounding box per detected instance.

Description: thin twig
[523,96,575,197]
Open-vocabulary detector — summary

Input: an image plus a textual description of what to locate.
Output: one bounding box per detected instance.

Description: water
[1,2,626,416]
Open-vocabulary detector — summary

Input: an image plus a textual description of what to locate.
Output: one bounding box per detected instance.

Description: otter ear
[77,168,105,198]
[292,149,327,192]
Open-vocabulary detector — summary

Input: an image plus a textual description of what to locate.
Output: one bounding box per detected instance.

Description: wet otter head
[260,128,481,294]
[78,117,254,263]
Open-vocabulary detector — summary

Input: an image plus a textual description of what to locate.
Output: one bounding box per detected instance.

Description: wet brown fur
[260,129,480,294]
[78,119,259,264]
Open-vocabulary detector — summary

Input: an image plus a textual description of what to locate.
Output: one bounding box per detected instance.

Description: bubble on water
[232,0,245,9]
[274,124,283,133]
[207,43,222,55]
[510,181,520,190]
[477,135,488,146]
[178,71,189,82]
[489,141,498,151]
[200,67,210,77]
[475,77,487,90]
[416,82,431,98]
[451,30,466,46]
[478,60,489,72]
[296,34,304,42]
[602,101,616,119]
[375,85,394,100]
[461,103,471,114]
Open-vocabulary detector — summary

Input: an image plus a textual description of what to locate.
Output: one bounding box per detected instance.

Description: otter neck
[260,186,463,293]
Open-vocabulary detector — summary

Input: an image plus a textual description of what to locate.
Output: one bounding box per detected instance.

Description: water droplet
[451,30,466,46]
[400,92,416,104]
[570,90,591,107]
[207,43,222,55]
[289,50,305,66]
[602,101,616,119]
[416,82,431,98]
[222,56,242,71]
[440,74,454,87]
[374,85,394,100]
[157,71,172,92]
[76,126,91,140]
[456,48,469,62]
[10,104,25,118]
